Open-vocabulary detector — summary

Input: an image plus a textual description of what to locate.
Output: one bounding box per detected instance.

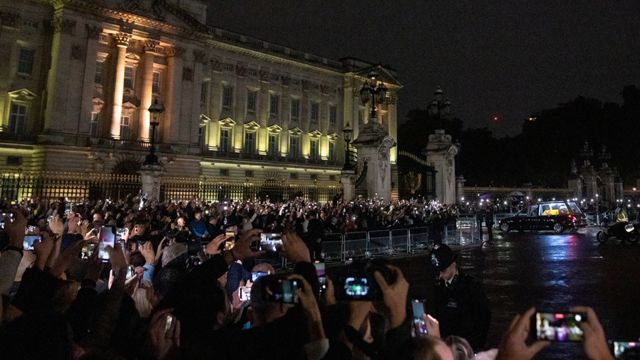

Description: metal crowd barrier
[321,220,481,264]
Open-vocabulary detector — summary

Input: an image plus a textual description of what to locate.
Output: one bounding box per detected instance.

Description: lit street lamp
[145,98,164,165]
[360,71,387,119]
[342,122,353,171]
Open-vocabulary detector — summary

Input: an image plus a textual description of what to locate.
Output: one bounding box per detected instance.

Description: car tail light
[566,214,575,222]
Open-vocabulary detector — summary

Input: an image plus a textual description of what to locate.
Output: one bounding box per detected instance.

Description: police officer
[429,244,491,351]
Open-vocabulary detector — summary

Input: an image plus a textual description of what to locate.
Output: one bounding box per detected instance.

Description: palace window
[289,136,300,159]
[269,94,280,117]
[244,131,255,155]
[94,61,103,84]
[219,128,230,153]
[152,72,161,94]
[124,66,134,89]
[310,102,319,124]
[328,141,335,161]
[247,90,258,114]
[268,133,278,156]
[310,139,319,160]
[329,105,337,127]
[200,81,209,104]
[17,48,35,75]
[120,116,131,140]
[222,85,234,110]
[290,98,300,122]
[90,112,100,137]
[8,103,27,135]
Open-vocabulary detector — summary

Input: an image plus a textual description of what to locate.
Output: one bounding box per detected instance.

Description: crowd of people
[0,196,629,359]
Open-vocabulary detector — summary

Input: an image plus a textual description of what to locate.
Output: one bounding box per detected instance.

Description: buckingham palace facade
[0,0,401,201]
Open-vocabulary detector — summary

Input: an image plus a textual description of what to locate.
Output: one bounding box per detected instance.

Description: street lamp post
[595,193,600,225]
[342,122,353,171]
[428,87,451,128]
[359,71,387,120]
[145,98,164,165]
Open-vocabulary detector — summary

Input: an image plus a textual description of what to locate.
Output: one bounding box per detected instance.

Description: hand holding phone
[412,299,428,337]
[23,234,42,251]
[98,226,116,262]
[313,261,327,295]
[611,340,640,358]
[532,311,585,342]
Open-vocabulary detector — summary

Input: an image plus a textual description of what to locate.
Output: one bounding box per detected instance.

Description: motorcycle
[596,221,640,244]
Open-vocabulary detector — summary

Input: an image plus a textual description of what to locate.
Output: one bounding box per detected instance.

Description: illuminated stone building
[0,0,400,201]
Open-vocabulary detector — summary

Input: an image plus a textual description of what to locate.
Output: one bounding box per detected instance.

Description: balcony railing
[203,149,341,166]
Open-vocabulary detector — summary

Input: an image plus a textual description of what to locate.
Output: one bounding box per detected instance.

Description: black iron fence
[0,172,340,203]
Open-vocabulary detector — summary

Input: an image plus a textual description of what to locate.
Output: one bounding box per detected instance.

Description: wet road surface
[381,228,640,359]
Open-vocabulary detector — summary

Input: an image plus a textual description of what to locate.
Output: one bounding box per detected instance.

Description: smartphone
[126,265,135,280]
[239,285,252,301]
[98,226,116,262]
[115,227,129,242]
[251,271,269,282]
[80,242,98,259]
[23,234,41,251]
[272,278,300,304]
[314,261,327,294]
[533,311,586,342]
[259,233,283,252]
[412,299,428,337]
[341,276,371,300]
[611,340,640,358]
[164,315,174,333]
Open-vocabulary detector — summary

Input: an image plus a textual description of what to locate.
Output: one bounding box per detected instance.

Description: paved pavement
[330,227,640,359]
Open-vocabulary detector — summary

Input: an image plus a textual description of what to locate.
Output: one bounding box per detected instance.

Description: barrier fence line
[321,221,481,264]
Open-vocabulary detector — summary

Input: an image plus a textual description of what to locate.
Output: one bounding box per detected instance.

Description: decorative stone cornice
[0,11,21,28]
[193,49,207,63]
[118,19,134,34]
[143,39,160,52]
[51,14,76,35]
[259,69,270,83]
[85,24,102,40]
[165,46,185,58]
[113,32,131,47]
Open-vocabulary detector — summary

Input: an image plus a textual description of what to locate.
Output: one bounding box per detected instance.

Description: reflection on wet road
[391,228,640,359]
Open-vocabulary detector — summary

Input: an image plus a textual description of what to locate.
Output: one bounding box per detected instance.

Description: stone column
[191,50,206,147]
[110,33,130,139]
[79,24,102,137]
[568,177,583,200]
[425,130,459,204]
[139,163,164,203]
[43,10,76,137]
[162,47,184,144]
[352,119,395,201]
[341,171,356,202]
[138,40,158,142]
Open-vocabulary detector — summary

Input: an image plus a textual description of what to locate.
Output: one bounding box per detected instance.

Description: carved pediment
[219,117,236,128]
[199,114,211,127]
[289,127,303,136]
[8,88,37,101]
[353,65,402,87]
[92,97,105,112]
[309,130,322,139]
[244,121,260,131]
[267,124,283,133]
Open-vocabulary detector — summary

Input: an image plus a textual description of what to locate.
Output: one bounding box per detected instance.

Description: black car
[499,201,587,233]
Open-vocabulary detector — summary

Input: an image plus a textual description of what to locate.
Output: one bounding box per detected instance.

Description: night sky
[207,1,640,137]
